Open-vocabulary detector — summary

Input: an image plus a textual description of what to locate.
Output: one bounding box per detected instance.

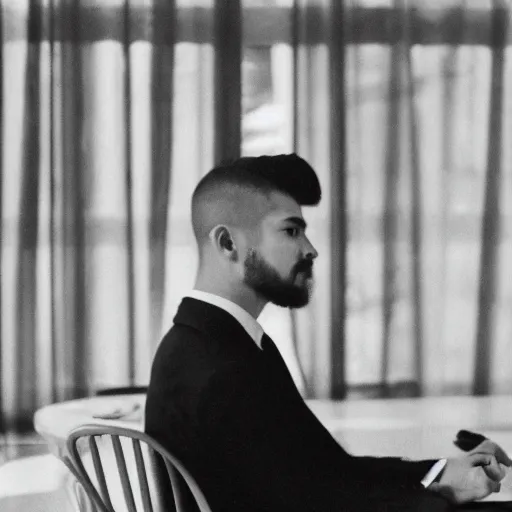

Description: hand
[469,439,512,468]
[431,439,512,504]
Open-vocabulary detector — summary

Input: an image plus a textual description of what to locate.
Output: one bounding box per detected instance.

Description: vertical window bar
[123,0,136,384]
[330,0,348,399]
[473,1,508,396]
[213,0,242,163]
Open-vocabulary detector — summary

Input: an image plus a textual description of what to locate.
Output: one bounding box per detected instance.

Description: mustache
[294,259,314,276]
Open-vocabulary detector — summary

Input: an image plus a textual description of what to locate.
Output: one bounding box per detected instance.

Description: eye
[285,227,299,237]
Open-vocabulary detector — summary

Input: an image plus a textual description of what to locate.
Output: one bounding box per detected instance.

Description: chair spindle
[111,435,137,512]
[132,438,154,512]
[89,436,115,511]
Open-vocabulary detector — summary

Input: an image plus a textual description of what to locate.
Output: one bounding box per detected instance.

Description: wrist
[429,480,457,504]
[428,459,460,504]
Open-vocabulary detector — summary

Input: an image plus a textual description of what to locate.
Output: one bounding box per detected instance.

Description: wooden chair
[66,424,212,512]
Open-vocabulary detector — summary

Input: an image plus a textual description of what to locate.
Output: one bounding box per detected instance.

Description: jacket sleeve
[197,363,452,512]
[300,395,441,488]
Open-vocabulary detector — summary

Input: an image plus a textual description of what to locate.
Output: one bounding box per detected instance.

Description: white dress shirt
[185,289,445,487]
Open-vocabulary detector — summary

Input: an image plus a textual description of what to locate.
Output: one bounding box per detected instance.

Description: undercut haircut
[191,153,322,245]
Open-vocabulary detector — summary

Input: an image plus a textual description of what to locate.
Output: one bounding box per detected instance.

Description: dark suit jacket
[145,298,452,512]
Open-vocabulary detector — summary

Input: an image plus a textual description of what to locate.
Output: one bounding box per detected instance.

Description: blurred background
[1,0,512,437]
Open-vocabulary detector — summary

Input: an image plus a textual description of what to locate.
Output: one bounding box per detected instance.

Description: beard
[243,248,313,308]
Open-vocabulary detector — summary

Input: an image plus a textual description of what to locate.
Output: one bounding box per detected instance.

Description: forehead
[260,191,303,226]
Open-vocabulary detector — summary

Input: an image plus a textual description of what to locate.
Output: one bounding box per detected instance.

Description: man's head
[191,154,321,310]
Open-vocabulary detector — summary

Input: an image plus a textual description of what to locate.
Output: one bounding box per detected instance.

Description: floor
[0,432,81,512]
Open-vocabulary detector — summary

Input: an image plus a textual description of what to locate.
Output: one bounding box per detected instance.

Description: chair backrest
[66,424,212,512]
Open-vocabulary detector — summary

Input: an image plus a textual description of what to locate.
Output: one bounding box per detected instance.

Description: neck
[194,275,267,319]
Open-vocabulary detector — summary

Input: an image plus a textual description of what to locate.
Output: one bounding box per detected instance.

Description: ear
[210,225,237,260]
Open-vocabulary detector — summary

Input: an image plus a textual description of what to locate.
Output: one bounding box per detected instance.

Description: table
[310,395,512,460]
[34,394,512,505]
[34,394,145,459]
[30,395,146,512]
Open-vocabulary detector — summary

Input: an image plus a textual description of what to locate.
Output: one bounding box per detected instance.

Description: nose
[304,237,318,260]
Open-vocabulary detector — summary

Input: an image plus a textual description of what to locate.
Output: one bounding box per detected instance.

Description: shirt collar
[186,290,264,349]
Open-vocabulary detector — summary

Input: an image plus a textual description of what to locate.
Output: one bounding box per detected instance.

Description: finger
[486,480,501,494]
[473,440,512,466]
[494,446,512,467]
[475,477,501,501]
[470,453,504,481]
[470,452,493,467]
[482,456,506,482]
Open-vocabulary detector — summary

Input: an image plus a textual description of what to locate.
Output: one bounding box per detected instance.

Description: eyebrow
[283,216,307,229]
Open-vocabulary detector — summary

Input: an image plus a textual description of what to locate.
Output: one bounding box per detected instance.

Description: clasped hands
[430,439,512,504]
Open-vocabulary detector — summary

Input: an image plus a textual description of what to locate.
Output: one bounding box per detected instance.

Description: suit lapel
[174,298,302,397]
[173,298,261,358]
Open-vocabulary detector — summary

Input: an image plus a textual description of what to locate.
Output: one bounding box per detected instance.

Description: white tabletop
[310,395,512,458]
[34,394,146,457]
[35,393,512,457]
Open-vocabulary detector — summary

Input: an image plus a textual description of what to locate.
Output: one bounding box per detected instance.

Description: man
[145,154,511,511]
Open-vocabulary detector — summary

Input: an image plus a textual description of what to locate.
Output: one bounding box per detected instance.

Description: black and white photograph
[1,0,512,511]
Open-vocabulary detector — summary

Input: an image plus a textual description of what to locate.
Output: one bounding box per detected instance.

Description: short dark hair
[192,153,321,207]
[191,154,321,246]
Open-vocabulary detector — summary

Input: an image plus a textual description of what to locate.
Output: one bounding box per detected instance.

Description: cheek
[259,229,301,267]
[261,242,298,273]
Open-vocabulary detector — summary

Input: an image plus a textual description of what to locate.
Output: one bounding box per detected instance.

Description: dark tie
[260,332,275,352]
[260,333,302,397]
